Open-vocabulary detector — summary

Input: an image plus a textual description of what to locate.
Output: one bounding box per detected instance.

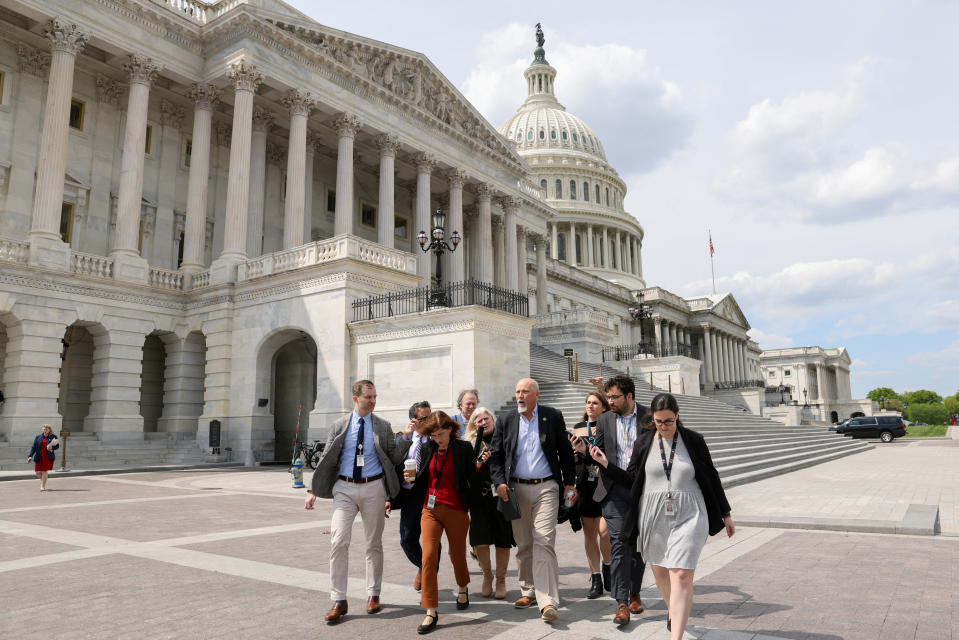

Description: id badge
[355,454,365,467]
[587,465,597,480]
[426,494,437,510]
[663,497,677,517]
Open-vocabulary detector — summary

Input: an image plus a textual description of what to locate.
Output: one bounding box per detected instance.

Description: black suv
[837,416,907,442]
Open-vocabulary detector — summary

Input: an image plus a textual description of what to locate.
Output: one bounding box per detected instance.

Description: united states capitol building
[0,0,873,463]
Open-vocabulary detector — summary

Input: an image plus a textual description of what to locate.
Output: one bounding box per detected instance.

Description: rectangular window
[144,124,153,155]
[768,370,776,378]
[326,188,336,214]
[784,369,791,377]
[69,99,85,130]
[59,203,74,244]
[183,138,192,168]
[394,216,408,239]
[360,202,377,229]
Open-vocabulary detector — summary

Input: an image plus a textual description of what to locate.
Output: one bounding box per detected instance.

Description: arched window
[575,234,582,263]
[540,179,547,193]
[605,187,610,206]
[583,181,589,202]
[516,131,522,141]
[550,129,556,139]
[527,130,534,141]
[569,179,577,200]
[539,129,545,139]
[572,133,579,142]
[562,130,568,141]
[595,184,601,202]
[538,77,542,91]
[557,234,567,261]
[555,179,562,198]
[599,238,605,267]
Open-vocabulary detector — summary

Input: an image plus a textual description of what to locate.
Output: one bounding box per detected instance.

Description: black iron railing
[601,342,700,362]
[352,279,529,321]
[712,380,766,390]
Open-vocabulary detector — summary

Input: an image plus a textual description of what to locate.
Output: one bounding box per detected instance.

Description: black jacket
[408,439,477,510]
[489,404,575,487]
[603,425,731,537]
[590,404,649,502]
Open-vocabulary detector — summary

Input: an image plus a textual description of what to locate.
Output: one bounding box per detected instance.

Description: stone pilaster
[376,134,399,247]
[282,90,315,249]
[28,18,88,270]
[247,106,272,257]
[334,113,360,236]
[181,84,219,274]
[212,60,263,282]
[445,168,467,283]
[476,183,494,284]
[550,221,558,260]
[502,197,519,291]
[535,237,548,314]
[413,152,436,282]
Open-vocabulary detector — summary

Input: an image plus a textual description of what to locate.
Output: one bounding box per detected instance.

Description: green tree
[906,403,949,425]
[945,395,959,417]
[902,390,943,405]
[882,398,904,412]
[866,387,900,403]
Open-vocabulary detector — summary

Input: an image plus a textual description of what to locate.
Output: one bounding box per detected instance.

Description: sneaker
[541,605,558,622]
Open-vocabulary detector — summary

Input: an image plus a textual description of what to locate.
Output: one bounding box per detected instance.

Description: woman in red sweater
[404,411,479,634]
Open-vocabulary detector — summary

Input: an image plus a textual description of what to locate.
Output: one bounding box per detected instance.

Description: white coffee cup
[403,458,416,479]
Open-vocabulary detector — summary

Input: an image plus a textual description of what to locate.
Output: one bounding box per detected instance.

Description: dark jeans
[396,487,440,569]
[602,483,646,605]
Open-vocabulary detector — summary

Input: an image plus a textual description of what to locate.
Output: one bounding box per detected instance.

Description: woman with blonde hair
[465,407,513,599]
[27,424,59,492]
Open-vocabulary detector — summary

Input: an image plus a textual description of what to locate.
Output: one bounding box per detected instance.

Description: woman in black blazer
[27,424,59,492]
[590,393,734,640]
[405,411,479,634]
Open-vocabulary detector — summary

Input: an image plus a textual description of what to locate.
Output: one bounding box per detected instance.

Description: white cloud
[808,146,910,207]
[908,339,959,365]
[748,328,794,349]
[927,300,959,330]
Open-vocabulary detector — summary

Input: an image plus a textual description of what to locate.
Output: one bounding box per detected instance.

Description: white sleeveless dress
[638,432,709,569]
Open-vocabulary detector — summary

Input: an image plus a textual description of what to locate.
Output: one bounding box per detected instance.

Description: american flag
[709,233,715,257]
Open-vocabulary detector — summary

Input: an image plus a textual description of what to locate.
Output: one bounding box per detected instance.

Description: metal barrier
[352,279,529,321]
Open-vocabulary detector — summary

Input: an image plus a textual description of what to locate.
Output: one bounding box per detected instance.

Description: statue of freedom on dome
[535,23,545,48]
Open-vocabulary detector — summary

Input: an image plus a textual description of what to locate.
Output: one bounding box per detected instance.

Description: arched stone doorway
[830,411,839,423]
[254,329,317,463]
[851,411,865,418]
[140,333,166,432]
[59,324,96,432]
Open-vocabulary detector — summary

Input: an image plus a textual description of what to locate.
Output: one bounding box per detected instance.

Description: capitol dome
[499,25,645,293]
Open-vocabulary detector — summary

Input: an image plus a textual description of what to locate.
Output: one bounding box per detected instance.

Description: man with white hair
[489,377,576,622]
[452,388,479,437]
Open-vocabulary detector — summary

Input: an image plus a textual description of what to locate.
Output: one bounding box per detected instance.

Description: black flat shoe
[667,617,671,631]
[417,613,438,634]
[587,573,603,599]
[456,589,470,610]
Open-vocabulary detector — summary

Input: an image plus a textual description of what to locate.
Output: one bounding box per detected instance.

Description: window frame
[59,202,74,244]
[360,201,377,230]
[69,98,86,131]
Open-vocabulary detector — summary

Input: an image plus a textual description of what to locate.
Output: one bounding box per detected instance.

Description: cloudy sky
[286,0,959,398]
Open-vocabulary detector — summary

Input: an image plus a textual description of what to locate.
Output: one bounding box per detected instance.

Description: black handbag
[496,486,521,521]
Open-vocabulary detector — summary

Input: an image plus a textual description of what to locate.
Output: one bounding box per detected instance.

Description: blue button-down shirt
[452,413,468,438]
[338,411,384,478]
[513,405,552,479]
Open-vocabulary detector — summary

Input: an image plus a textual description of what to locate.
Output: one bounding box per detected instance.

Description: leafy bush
[905,403,949,425]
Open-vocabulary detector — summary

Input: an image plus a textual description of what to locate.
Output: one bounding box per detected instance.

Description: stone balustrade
[190,270,211,289]
[0,237,28,264]
[534,308,613,330]
[642,286,687,309]
[237,235,416,282]
[149,267,184,291]
[71,252,114,278]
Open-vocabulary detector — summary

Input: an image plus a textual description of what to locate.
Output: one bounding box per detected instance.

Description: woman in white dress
[589,393,735,640]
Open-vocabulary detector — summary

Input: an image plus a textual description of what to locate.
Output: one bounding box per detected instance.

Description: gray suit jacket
[592,403,648,503]
[310,412,411,499]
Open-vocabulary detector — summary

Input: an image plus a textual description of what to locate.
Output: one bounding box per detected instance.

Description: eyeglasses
[606,394,623,401]
[653,419,676,427]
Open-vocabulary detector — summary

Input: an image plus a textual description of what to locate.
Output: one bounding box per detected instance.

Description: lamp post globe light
[418,208,461,307]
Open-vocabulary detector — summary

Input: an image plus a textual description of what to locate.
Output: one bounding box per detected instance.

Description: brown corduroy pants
[420,503,471,608]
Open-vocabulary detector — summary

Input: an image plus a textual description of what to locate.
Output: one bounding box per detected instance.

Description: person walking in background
[590,392,735,640]
[452,388,479,438]
[465,407,513,599]
[570,391,613,599]
[26,424,59,492]
[489,377,576,623]
[405,411,477,634]
[395,401,435,592]
[305,380,412,624]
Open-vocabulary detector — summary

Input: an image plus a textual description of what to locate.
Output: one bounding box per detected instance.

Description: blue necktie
[352,416,365,481]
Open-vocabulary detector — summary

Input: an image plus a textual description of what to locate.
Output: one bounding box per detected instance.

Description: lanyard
[431,447,451,493]
[658,431,679,483]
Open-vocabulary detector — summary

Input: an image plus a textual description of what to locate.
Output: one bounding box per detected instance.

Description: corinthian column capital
[444,168,468,188]
[282,89,316,117]
[228,60,263,93]
[188,83,220,110]
[124,53,162,86]
[44,17,88,55]
[413,152,436,174]
[497,195,520,214]
[376,132,400,155]
[251,106,275,132]
[475,182,494,201]
[335,112,361,138]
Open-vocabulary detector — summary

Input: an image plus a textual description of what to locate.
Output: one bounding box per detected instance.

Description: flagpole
[709,230,716,294]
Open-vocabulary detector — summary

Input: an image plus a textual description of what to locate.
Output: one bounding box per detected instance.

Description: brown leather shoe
[613,603,630,625]
[366,595,381,614]
[628,593,644,614]
[325,601,347,624]
[413,569,422,592]
[514,595,536,609]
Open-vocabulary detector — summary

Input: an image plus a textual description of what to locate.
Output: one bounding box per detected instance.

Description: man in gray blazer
[305,379,412,624]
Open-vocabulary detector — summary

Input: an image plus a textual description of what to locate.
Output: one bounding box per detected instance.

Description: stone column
[550,221,558,260]
[246,106,272,257]
[304,131,319,243]
[624,234,632,274]
[446,169,467,283]
[334,113,360,236]
[28,19,88,269]
[110,54,161,282]
[569,221,577,266]
[586,223,594,267]
[669,324,678,355]
[723,335,733,383]
[181,85,218,274]
[701,325,713,385]
[492,217,505,288]
[602,226,609,268]
[737,341,746,381]
[653,317,663,356]
[212,60,262,282]
[709,331,719,382]
[503,198,518,290]
[156,332,206,434]
[815,363,824,401]
[476,183,494,283]
[614,230,623,271]
[516,225,528,295]
[376,134,399,247]
[535,237,548,314]
[282,90,315,249]
[413,152,436,282]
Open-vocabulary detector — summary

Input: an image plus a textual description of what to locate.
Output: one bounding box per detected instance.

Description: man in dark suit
[305,379,412,624]
[573,374,648,625]
[490,377,576,623]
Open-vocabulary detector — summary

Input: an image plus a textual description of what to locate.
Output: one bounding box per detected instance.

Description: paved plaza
[2,442,958,640]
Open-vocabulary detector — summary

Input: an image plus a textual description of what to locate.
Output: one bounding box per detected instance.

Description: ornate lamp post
[628,291,652,355]
[418,208,461,307]
[803,387,808,406]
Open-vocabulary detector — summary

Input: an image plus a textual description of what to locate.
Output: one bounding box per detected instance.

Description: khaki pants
[511,480,560,608]
[329,478,387,601]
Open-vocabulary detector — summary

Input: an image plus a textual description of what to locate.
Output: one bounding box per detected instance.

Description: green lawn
[903,425,949,438]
